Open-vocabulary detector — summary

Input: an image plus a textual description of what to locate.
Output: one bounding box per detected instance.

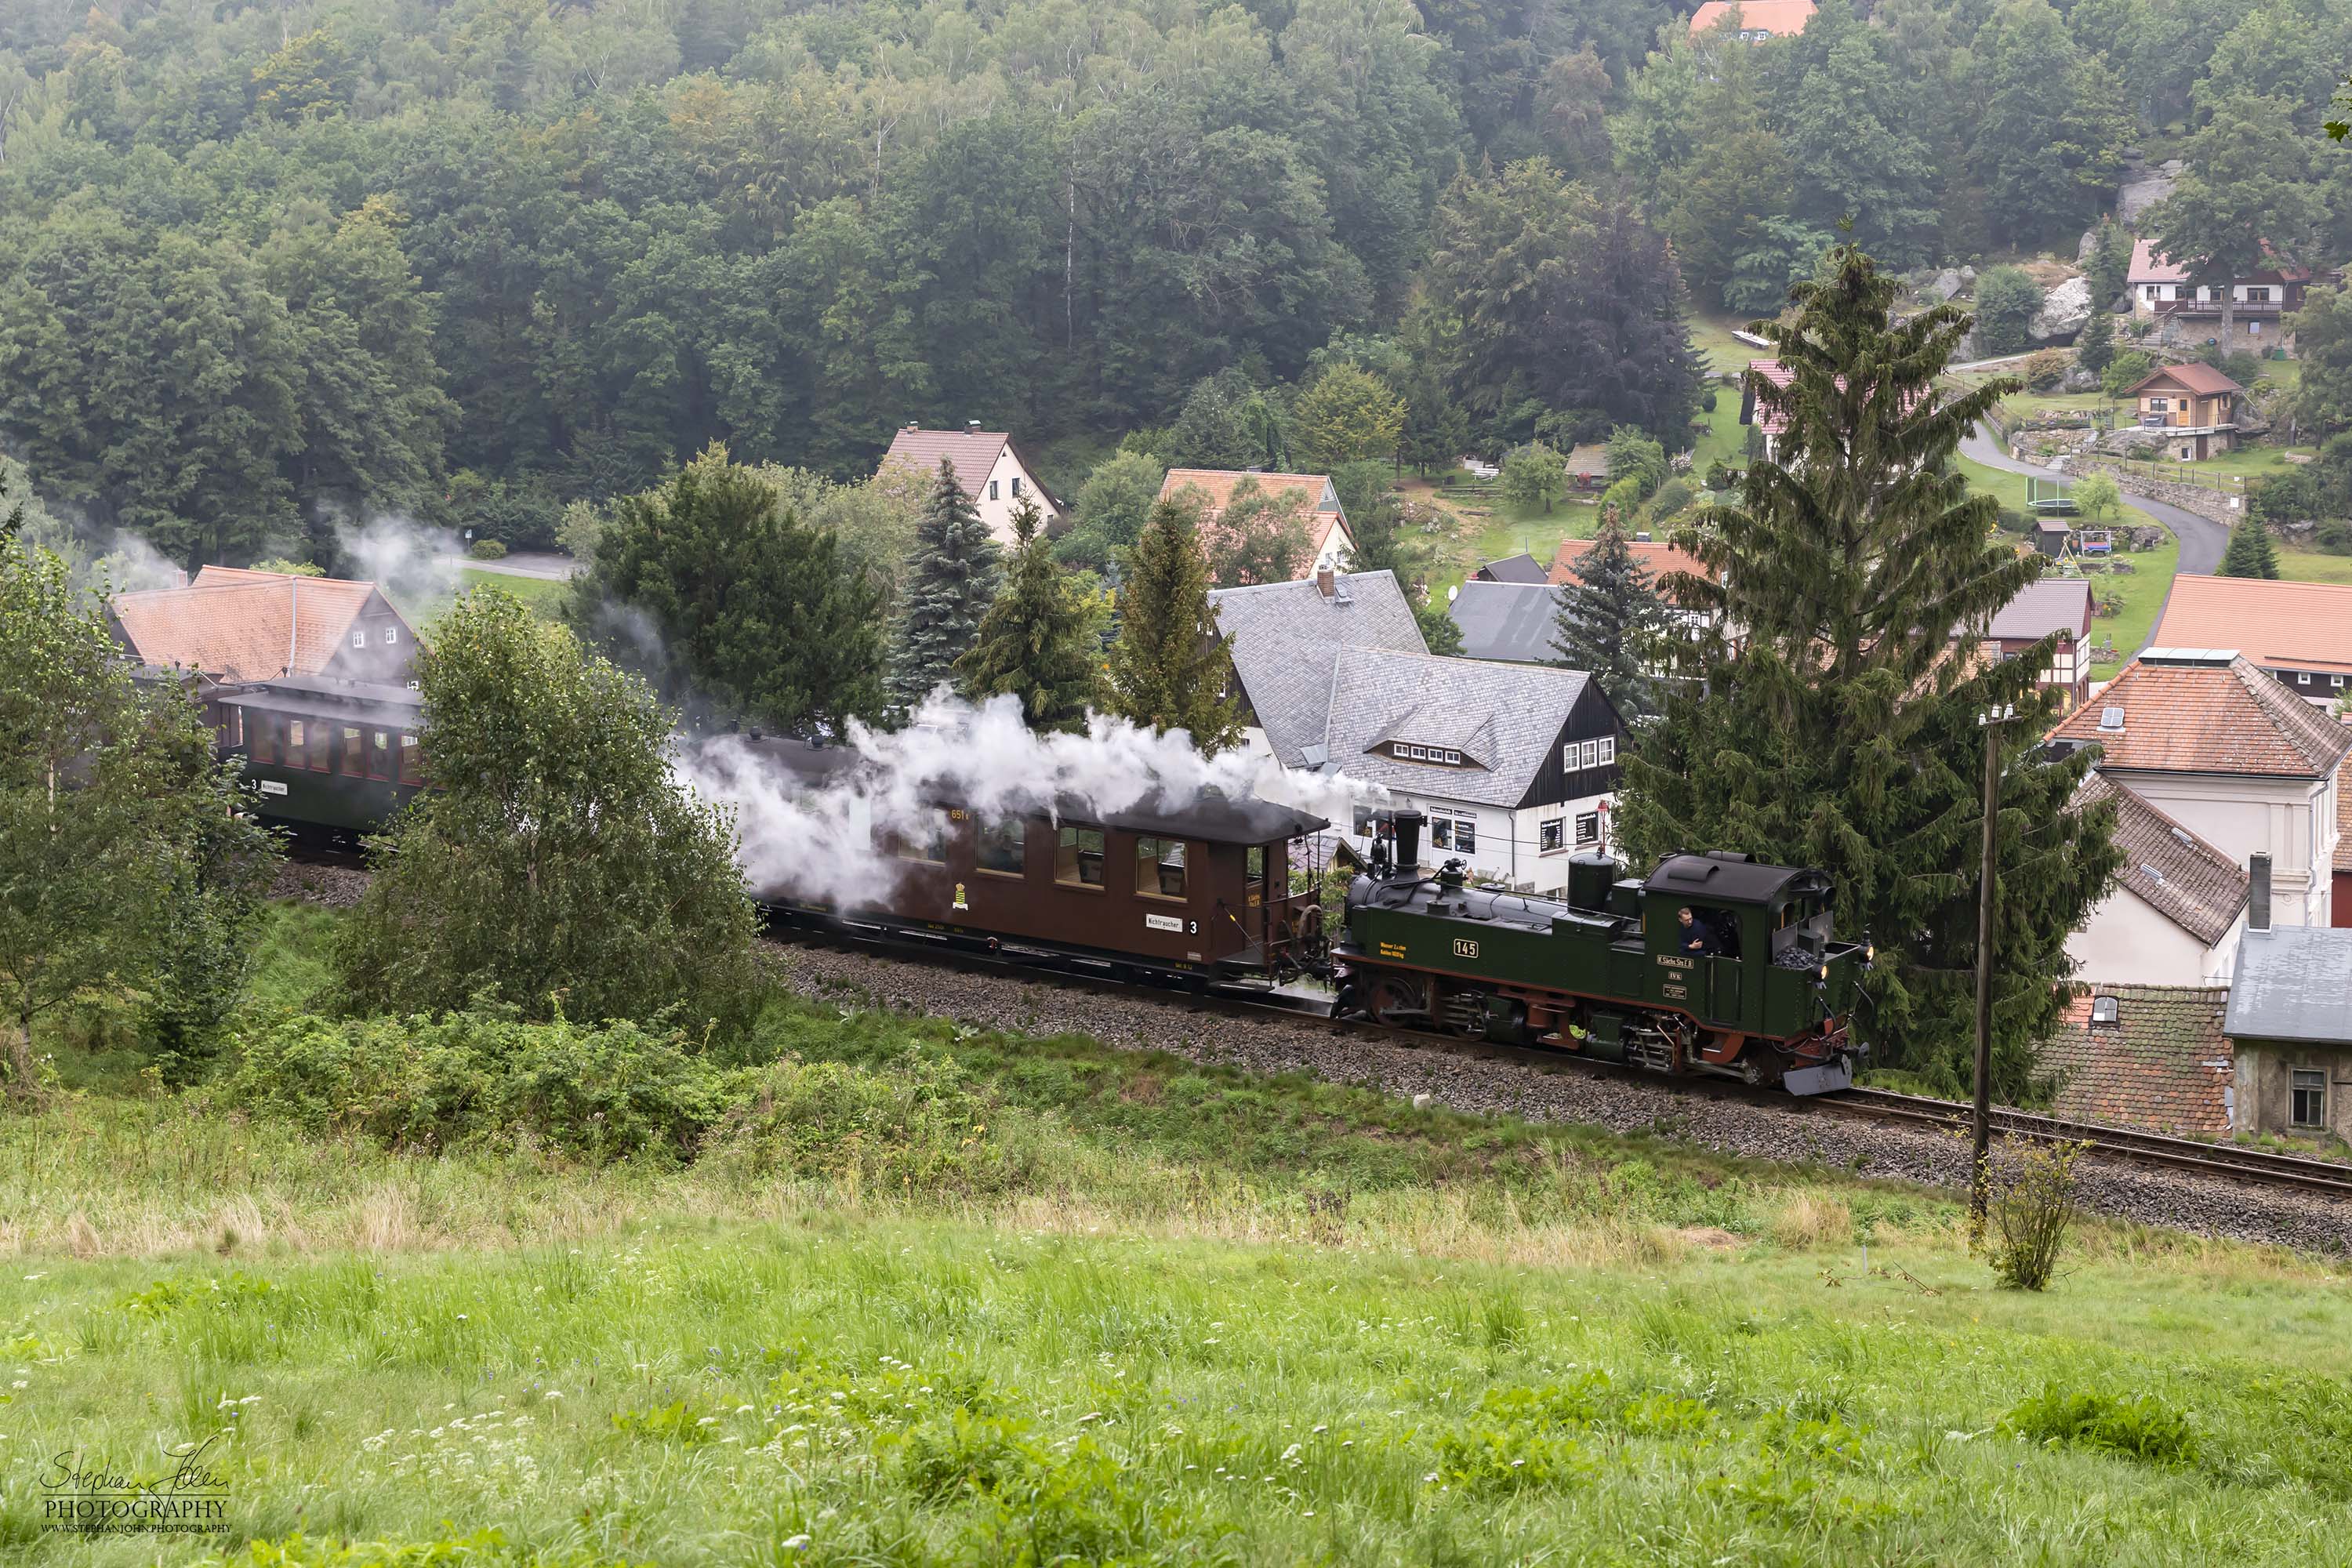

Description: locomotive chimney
[1391,809,1425,877]
[2248,851,2271,932]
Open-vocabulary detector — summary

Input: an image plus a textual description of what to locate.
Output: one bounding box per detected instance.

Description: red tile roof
[111,568,394,682]
[1549,538,1713,604]
[1161,470,1339,514]
[2049,653,2352,779]
[2126,362,2242,399]
[2339,750,2352,874]
[2074,775,2248,946]
[1748,359,1797,436]
[2154,575,2352,678]
[2127,237,2309,288]
[2045,985,2233,1134]
[878,427,1064,513]
[1690,0,1817,36]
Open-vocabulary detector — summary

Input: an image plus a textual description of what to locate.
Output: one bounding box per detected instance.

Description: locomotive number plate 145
[1452,938,1479,959]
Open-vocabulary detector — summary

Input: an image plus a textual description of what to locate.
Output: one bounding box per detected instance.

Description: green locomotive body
[1333,813,1867,1093]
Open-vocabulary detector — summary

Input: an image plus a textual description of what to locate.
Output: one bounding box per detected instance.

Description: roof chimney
[2248,852,2271,932]
[1316,566,1337,600]
[967,419,981,434]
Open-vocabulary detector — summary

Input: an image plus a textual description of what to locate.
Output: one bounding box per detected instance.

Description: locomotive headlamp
[1864,944,1875,964]
[1817,963,1829,981]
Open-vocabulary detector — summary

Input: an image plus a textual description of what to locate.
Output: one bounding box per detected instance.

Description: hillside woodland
[3,0,2350,568]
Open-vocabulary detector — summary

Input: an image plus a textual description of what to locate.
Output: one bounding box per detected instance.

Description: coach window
[398,733,423,786]
[895,815,948,864]
[1055,826,1105,887]
[340,725,365,774]
[976,818,1027,877]
[1135,837,1187,900]
[368,729,392,781]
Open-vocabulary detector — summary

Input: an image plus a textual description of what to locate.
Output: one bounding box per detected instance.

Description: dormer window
[2090,995,2119,1026]
[1392,743,1462,765]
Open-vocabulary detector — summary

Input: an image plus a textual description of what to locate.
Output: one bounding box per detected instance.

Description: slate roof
[2045,985,2233,1134]
[1987,577,2094,642]
[2226,926,2352,1044]
[879,427,1064,511]
[1448,580,1568,665]
[111,568,397,682]
[1477,551,1551,585]
[2074,775,2248,946]
[2154,575,2352,678]
[2049,653,2352,779]
[1207,572,1426,768]
[1689,0,1817,35]
[2127,361,2242,399]
[1321,646,1591,808]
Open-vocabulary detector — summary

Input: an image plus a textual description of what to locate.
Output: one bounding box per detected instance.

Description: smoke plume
[332,510,463,609]
[679,688,1383,905]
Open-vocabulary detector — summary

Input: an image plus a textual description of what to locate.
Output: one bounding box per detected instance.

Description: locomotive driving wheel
[1370,975,1426,1028]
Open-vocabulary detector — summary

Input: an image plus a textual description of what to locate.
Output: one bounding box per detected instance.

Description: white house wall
[2066,890,2243,987]
[2117,769,2335,927]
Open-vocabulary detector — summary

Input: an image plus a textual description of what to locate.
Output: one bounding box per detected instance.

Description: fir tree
[956,499,1105,735]
[1617,245,2120,1100]
[2219,515,2282,579]
[2074,307,2114,376]
[891,459,1004,710]
[1552,504,1668,720]
[1106,498,1243,752]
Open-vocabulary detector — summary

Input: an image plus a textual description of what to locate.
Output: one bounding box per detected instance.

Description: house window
[2090,995,2119,1025]
[1136,837,1187,899]
[989,479,1000,501]
[367,729,391,781]
[1353,806,1379,837]
[1443,750,1461,764]
[2333,675,2345,689]
[1011,476,1023,497]
[1597,736,1616,767]
[1576,812,1600,846]
[385,626,398,644]
[2249,321,2262,337]
[1428,816,1475,855]
[399,733,422,786]
[1540,818,1565,854]
[976,818,1026,877]
[1429,818,1450,850]
[2292,1069,2327,1130]
[352,629,366,648]
[2147,397,2169,412]
[2297,671,2311,684]
[1056,826,1105,887]
[2179,446,2194,461]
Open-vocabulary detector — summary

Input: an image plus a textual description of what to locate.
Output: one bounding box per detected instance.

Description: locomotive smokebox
[1391,808,1425,876]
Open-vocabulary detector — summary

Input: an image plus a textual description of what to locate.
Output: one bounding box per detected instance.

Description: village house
[2122,363,2245,461]
[1689,0,1817,43]
[110,566,419,688]
[878,423,1065,548]
[2153,575,2352,706]
[1207,569,1624,894]
[1474,551,1550,586]
[2126,238,2308,351]
[2065,774,2249,986]
[1446,579,1567,665]
[1976,576,2096,710]
[2225,895,2352,1142]
[1563,443,1611,492]
[2049,650,2350,927]
[2042,984,2234,1135]
[1160,468,1355,579]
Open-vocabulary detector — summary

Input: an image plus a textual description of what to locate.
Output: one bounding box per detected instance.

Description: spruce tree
[2074,307,2114,376]
[1106,498,1243,753]
[1552,504,1668,720]
[891,458,1002,710]
[2219,516,2282,579]
[956,499,1105,735]
[1616,245,2121,1100]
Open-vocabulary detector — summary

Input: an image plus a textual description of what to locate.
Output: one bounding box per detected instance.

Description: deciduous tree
[1501,443,1567,514]
[1196,477,1316,586]
[1290,363,1406,471]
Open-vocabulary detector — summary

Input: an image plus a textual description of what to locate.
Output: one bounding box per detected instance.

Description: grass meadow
[3,913,2350,1564]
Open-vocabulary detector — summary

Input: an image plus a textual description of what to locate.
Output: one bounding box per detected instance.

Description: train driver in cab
[1676,906,1719,958]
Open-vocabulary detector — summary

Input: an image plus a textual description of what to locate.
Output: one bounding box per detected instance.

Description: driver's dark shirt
[1681,925,1718,957]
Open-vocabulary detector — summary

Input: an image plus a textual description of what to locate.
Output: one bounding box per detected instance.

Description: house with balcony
[2122,362,2244,461]
[2127,238,2308,351]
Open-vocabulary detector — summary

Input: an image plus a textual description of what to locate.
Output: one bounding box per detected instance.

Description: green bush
[223,1011,742,1163]
[2100,349,2156,400]
[709,1051,1022,1196]
[2315,518,2352,554]
[2022,348,2070,390]
[1645,477,1696,519]
[1700,387,1719,412]
[2001,1388,2197,1465]
[467,538,509,561]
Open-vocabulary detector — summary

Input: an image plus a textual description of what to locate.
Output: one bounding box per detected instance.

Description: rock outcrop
[2029,276,2094,342]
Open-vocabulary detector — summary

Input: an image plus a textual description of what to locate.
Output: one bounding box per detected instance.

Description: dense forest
[1,0,2348,568]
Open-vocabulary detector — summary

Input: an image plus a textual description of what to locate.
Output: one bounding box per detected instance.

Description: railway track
[781,925,2352,1203]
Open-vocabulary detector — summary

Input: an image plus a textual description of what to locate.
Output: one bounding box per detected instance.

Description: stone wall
[2056,457,2241,524]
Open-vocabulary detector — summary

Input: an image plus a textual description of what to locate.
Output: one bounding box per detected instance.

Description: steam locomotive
[1333,811,1867,1094]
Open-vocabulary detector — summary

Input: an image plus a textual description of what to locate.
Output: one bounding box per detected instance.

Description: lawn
[1951,456,2179,677]
[9,912,2352,1564]
[1684,307,1762,376]
[2280,546,2352,584]
[393,567,572,629]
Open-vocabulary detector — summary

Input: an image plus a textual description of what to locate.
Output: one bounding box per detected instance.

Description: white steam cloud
[88,530,188,593]
[332,510,463,608]
[680,689,1385,906]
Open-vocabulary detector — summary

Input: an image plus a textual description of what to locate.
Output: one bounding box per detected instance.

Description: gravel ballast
[779,942,2352,1258]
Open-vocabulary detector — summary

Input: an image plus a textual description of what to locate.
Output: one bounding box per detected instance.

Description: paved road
[1958,426,2228,577]
[438,550,579,582]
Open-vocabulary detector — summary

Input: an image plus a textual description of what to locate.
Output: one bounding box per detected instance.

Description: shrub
[467,538,508,561]
[2001,1388,2197,1465]
[709,1052,1022,1197]
[2022,349,2070,391]
[1983,1138,2088,1290]
[1701,387,1719,412]
[1644,477,1696,519]
[223,1011,742,1164]
[1973,267,2042,356]
[2317,519,2352,554]
[2100,349,2156,400]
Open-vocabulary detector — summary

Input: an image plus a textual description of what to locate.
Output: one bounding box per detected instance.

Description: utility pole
[1970,703,2015,1230]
